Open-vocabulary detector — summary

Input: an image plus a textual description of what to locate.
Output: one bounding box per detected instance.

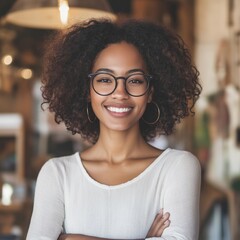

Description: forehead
[92,42,147,73]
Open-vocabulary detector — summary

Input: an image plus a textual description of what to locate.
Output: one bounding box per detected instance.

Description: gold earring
[142,101,160,125]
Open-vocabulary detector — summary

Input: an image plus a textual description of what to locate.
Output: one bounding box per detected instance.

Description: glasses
[88,72,152,97]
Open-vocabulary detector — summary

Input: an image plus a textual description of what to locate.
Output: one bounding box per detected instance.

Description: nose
[111,79,129,99]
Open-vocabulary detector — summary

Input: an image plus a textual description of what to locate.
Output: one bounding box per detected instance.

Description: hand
[58,234,84,240]
[58,234,70,240]
[58,234,67,240]
[146,209,171,238]
[58,234,104,240]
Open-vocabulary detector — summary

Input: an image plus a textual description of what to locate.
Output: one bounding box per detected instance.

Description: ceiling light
[2,55,13,65]
[20,68,33,79]
[5,0,117,30]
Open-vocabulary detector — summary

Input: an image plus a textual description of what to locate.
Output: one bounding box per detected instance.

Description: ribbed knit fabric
[27,148,201,240]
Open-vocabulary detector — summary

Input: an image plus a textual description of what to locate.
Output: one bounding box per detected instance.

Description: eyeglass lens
[91,73,149,96]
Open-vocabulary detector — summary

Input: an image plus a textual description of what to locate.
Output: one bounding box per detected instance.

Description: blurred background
[0,0,240,239]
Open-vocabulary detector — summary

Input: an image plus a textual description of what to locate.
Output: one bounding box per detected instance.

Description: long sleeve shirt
[27,148,201,240]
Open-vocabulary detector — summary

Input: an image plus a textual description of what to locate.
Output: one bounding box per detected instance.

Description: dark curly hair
[42,18,201,144]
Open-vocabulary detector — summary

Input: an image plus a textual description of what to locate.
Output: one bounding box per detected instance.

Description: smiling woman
[89,42,151,133]
[27,19,202,240]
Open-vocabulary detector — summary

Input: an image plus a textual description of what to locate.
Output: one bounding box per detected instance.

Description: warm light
[2,55,13,65]
[21,68,33,79]
[58,0,69,25]
[5,0,117,29]
[1,183,13,205]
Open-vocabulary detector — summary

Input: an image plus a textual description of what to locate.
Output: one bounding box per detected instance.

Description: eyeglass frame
[88,71,152,97]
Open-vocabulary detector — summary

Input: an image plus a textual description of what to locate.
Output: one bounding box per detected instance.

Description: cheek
[138,97,149,115]
[90,87,99,102]
[89,90,103,115]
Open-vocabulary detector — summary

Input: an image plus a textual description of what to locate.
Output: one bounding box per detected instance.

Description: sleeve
[26,160,65,240]
[147,152,201,240]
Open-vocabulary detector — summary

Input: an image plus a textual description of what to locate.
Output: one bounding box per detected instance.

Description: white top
[27,148,201,240]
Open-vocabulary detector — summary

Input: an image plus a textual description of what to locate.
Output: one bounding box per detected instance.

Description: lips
[106,106,132,113]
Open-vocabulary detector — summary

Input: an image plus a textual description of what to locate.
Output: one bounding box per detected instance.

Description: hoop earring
[86,102,96,123]
[142,101,160,125]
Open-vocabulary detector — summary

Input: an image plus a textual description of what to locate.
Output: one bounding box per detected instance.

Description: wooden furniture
[0,197,33,239]
[0,114,26,238]
[0,113,24,180]
[0,201,23,234]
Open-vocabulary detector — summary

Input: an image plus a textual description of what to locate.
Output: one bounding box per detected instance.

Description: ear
[147,86,154,103]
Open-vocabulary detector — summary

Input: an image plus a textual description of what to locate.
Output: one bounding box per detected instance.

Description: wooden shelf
[0,114,24,180]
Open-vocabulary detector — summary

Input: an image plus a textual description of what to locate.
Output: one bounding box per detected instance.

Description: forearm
[58,234,103,240]
[59,210,170,240]
[58,234,144,240]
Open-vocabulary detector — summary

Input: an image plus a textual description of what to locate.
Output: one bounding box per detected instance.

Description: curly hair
[42,19,201,144]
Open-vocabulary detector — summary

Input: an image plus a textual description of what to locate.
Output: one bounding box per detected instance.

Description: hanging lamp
[5,0,117,29]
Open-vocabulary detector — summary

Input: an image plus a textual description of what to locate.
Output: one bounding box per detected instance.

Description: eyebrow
[127,69,145,74]
[95,68,114,73]
[95,68,145,74]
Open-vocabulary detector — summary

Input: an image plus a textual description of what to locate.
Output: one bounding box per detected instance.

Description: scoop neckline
[75,148,171,190]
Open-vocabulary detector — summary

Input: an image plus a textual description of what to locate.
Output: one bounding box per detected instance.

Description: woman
[27,19,202,240]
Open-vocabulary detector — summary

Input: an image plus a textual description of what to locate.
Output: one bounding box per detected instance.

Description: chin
[102,121,139,132]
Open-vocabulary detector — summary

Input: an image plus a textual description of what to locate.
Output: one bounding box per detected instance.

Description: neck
[95,124,147,164]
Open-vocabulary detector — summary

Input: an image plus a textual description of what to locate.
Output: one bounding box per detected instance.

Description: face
[89,41,153,132]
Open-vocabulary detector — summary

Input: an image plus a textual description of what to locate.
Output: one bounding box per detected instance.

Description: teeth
[107,107,131,113]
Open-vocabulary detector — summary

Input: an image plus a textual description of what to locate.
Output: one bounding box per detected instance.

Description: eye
[93,73,114,84]
[129,79,143,84]
[127,76,145,85]
[96,78,112,83]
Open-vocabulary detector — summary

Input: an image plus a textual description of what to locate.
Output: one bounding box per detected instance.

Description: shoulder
[38,152,80,178]
[165,148,201,174]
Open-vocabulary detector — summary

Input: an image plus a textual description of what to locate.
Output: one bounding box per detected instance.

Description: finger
[148,210,164,231]
[152,212,170,235]
[148,212,169,237]
[154,209,164,222]
[156,220,171,236]
[154,212,170,229]
[146,210,170,237]
[146,210,164,237]
[147,217,170,238]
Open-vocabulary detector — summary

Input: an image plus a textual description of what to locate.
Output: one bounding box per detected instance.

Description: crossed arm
[58,211,171,240]
[27,153,201,240]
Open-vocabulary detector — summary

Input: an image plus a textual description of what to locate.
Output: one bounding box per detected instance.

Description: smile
[106,106,132,113]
